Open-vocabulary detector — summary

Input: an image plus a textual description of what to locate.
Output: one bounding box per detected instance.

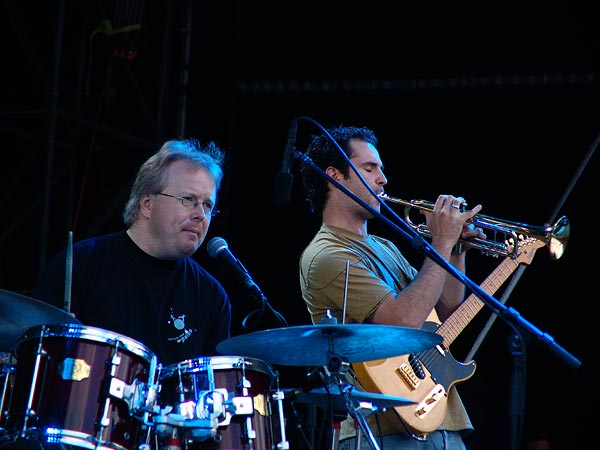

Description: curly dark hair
[300,125,378,216]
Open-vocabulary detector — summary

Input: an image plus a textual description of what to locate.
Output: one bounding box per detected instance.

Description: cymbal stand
[326,352,381,450]
[329,418,342,450]
[354,419,364,450]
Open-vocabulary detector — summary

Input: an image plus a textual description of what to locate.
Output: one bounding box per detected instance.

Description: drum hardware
[289,384,415,412]
[109,370,159,418]
[138,425,154,450]
[151,386,244,441]
[151,378,257,438]
[271,390,290,449]
[151,408,222,442]
[20,325,47,437]
[1,362,14,430]
[156,356,284,449]
[97,342,125,437]
[324,351,384,450]
[238,361,257,448]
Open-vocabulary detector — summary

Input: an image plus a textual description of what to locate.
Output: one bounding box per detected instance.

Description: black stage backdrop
[1,2,596,449]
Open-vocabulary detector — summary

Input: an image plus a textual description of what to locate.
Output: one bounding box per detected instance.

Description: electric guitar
[352,237,544,436]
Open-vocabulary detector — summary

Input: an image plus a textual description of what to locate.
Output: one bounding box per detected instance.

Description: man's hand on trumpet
[421,194,486,319]
[422,194,486,257]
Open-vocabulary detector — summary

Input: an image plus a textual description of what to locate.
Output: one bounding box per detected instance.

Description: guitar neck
[437,257,520,346]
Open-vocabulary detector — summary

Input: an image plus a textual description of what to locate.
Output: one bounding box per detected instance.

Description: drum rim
[159,355,277,381]
[15,324,158,364]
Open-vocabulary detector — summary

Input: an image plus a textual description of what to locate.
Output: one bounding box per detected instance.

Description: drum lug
[109,376,126,399]
[272,390,290,450]
[229,396,254,418]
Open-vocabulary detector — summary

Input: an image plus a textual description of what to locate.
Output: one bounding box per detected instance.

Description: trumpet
[378,193,570,259]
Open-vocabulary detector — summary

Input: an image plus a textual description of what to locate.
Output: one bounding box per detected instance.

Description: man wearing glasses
[32,139,231,366]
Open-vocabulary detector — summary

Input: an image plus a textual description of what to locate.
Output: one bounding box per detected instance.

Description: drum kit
[0,288,442,450]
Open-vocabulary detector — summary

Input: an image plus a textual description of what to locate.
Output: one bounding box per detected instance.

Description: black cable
[241,300,266,330]
[241,295,288,330]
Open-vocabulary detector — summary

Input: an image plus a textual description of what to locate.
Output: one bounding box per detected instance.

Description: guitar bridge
[396,361,420,390]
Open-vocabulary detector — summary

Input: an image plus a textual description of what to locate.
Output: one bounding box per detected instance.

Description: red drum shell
[5,324,158,450]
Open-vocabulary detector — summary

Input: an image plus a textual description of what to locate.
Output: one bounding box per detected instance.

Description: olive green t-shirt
[299,224,473,439]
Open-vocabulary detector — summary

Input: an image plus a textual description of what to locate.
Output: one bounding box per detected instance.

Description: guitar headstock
[505,236,545,265]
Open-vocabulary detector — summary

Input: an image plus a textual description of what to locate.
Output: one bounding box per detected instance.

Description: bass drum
[3,324,159,450]
[155,355,284,449]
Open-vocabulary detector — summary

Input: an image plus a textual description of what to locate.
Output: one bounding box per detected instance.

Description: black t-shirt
[32,230,231,366]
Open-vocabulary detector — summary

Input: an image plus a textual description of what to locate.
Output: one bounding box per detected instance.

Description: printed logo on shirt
[167,308,196,343]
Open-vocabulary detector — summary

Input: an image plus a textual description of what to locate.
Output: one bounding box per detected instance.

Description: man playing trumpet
[298,125,485,450]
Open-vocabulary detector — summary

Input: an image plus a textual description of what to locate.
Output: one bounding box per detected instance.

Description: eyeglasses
[156,192,220,216]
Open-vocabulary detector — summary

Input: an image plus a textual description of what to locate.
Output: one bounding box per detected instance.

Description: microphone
[273,119,298,206]
[207,237,266,301]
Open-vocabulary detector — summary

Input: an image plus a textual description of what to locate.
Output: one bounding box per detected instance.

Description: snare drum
[4,324,159,450]
[156,356,284,449]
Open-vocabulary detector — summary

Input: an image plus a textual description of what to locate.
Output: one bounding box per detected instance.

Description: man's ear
[140,194,153,219]
[325,166,341,181]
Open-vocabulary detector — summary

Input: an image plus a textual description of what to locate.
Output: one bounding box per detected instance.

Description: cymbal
[0,288,81,351]
[216,323,442,366]
[287,385,416,411]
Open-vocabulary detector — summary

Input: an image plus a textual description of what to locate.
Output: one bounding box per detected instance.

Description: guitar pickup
[396,362,420,390]
[414,384,445,418]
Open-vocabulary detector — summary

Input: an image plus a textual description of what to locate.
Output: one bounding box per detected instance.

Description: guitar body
[353,321,476,434]
[352,238,543,436]
[417,322,476,390]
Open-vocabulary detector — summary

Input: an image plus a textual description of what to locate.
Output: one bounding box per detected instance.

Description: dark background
[1,1,596,449]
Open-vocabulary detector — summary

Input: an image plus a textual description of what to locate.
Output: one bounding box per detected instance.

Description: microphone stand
[293,148,582,372]
[507,332,526,450]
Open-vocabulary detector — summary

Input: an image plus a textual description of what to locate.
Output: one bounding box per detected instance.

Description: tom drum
[155,355,286,449]
[3,324,159,450]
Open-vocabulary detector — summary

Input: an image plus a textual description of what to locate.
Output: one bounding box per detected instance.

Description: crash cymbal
[287,385,416,411]
[0,288,81,351]
[216,323,442,366]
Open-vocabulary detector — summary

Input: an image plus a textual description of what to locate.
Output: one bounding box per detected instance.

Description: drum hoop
[15,324,158,365]
[160,355,277,382]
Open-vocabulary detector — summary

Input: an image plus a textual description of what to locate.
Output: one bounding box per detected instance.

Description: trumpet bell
[548,215,569,260]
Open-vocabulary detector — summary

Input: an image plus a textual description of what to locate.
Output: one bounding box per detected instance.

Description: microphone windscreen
[273,171,293,206]
[207,237,227,258]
